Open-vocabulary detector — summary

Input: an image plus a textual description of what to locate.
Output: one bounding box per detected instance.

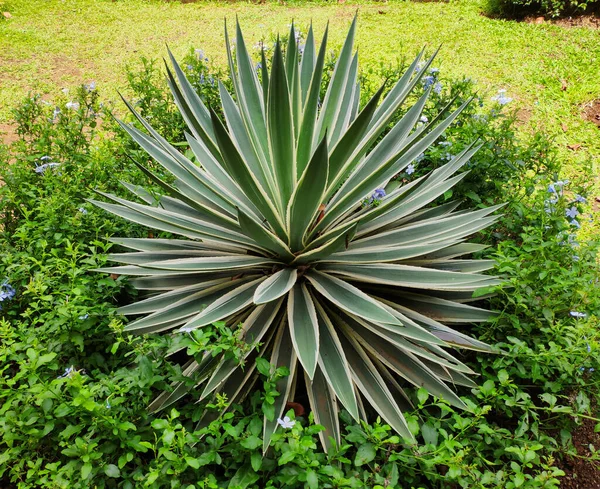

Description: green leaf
[288,283,319,379]
[81,463,92,480]
[104,464,120,478]
[306,271,400,325]
[268,39,296,209]
[286,134,328,251]
[181,277,265,331]
[354,443,377,466]
[305,366,340,452]
[253,268,298,304]
[229,463,260,489]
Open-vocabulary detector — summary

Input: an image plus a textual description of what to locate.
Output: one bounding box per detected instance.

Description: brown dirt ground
[583,99,600,129]
[557,416,600,488]
[0,123,18,146]
[524,14,600,27]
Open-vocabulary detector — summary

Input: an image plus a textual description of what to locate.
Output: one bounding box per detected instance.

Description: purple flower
[34,162,60,174]
[58,366,76,378]
[566,207,579,219]
[491,89,513,105]
[406,164,415,175]
[422,75,435,89]
[371,188,386,200]
[419,115,428,123]
[277,416,296,429]
[0,281,16,306]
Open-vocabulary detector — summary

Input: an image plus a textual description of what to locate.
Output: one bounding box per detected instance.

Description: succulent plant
[92,17,501,452]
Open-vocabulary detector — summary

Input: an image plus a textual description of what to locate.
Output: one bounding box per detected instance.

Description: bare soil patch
[523,13,600,27]
[557,415,600,488]
[0,123,18,146]
[583,99,600,128]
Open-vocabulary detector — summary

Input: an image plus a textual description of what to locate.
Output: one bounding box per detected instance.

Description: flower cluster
[491,89,513,106]
[195,48,209,62]
[34,156,60,174]
[0,280,16,310]
[419,66,443,94]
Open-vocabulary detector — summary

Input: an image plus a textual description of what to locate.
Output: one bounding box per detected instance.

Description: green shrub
[487,0,599,19]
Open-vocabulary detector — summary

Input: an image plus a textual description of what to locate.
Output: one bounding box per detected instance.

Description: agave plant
[92,18,502,452]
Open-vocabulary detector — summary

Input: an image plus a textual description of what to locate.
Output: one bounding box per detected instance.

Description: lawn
[0,0,599,178]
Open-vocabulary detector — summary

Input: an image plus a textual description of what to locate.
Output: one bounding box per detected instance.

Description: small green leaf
[354,443,377,466]
[241,435,262,450]
[104,464,121,478]
[251,451,263,472]
[306,469,319,489]
[81,463,92,480]
[417,388,429,405]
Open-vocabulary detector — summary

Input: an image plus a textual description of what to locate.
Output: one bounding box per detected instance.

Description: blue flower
[371,188,386,200]
[570,219,581,229]
[566,207,579,219]
[547,184,556,194]
[573,255,580,261]
[416,153,425,162]
[65,101,80,111]
[422,75,435,89]
[570,311,587,318]
[587,344,592,353]
[0,281,16,307]
[255,62,262,71]
[79,314,89,320]
[406,163,415,175]
[434,82,443,94]
[491,89,513,105]
[419,115,428,123]
[429,67,439,74]
[575,194,587,203]
[58,366,76,379]
[78,207,87,215]
[34,162,60,174]
[195,49,208,61]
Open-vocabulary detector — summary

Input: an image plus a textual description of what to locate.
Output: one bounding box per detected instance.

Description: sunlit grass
[0,0,598,181]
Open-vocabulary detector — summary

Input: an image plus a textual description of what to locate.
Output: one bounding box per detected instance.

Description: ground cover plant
[1,14,600,489]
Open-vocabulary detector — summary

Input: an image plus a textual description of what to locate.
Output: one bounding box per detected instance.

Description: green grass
[0,0,598,178]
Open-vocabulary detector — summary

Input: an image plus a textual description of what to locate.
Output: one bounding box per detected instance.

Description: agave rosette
[92,18,501,451]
